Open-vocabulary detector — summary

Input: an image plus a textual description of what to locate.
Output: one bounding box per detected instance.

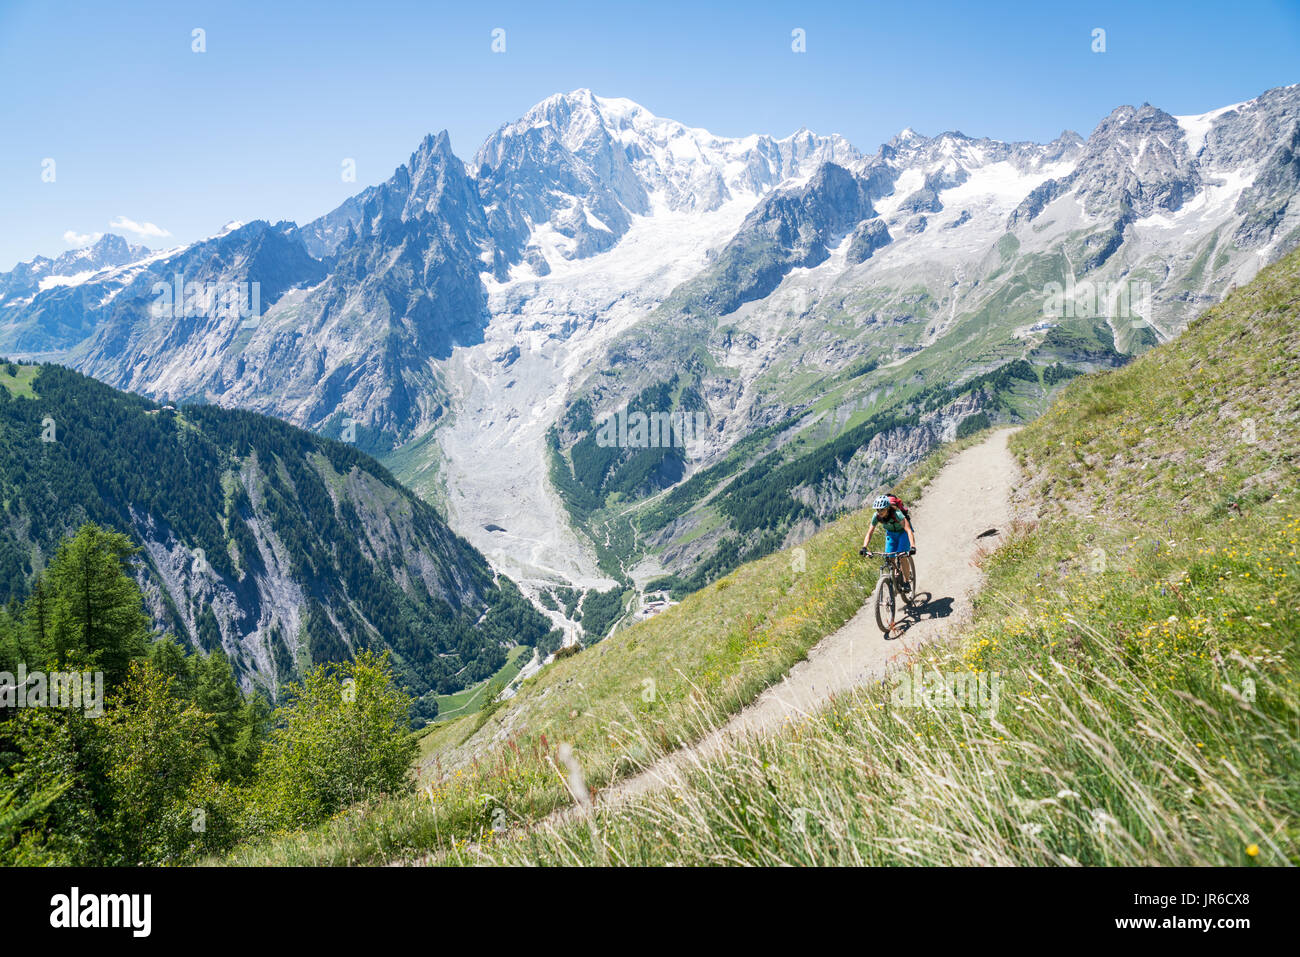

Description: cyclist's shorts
[885,530,911,554]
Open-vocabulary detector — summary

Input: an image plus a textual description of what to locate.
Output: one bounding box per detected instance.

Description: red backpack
[886,494,910,521]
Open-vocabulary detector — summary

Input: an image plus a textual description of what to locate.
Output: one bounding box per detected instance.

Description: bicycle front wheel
[874,575,895,633]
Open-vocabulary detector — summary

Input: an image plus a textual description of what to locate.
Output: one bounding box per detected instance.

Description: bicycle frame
[878,550,909,581]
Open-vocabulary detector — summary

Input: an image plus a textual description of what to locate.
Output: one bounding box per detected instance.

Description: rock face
[847,219,892,263]
[744,163,880,250]
[0,364,551,698]
[681,162,883,314]
[1008,178,1069,228]
[1071,104,1202,217]
[898,168,967,214]
[944,210,972,230]
[224,132,496,446]
[792,391,987,520]
[1234,120,1300,248]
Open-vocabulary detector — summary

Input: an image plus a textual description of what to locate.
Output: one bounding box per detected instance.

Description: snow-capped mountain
[0,233,150,312]
[471,89,859,273]
[68,220,327,399]
[2,84,1297,604]
[73,133,494,444]
[295,88,858,276]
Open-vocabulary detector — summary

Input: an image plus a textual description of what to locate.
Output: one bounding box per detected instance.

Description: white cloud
[63,229,103,247]
[109,216,171,239]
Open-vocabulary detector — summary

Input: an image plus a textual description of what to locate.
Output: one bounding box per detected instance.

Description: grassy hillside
[0,362,37,399]
[445,245,1299,865]
[225,247,1299,866]
[220,431,985,864]
[423,645,531,726]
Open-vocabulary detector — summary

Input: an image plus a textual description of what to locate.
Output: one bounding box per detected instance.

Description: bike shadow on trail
[884,592,954,640]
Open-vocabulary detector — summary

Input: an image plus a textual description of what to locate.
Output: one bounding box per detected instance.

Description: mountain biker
[861,493,916,591]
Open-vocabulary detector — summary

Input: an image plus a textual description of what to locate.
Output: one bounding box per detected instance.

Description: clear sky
[1,0,1297,270]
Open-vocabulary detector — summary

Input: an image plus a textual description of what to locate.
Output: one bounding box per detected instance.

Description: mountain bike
[860,548,917,634]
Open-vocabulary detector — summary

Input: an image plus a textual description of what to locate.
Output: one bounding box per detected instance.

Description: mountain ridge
[1,83,1297,613]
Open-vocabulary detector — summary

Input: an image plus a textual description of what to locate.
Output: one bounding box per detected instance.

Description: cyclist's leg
[886,530,913,587]
[900,532,916,585]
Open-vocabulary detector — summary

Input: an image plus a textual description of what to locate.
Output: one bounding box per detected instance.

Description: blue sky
[1,0,1297,270]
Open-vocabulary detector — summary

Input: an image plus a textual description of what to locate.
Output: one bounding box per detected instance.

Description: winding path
[592,427,1020,806]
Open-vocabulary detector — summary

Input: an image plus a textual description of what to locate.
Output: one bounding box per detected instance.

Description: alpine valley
[4,83,1299,659]
[0,361,558,708]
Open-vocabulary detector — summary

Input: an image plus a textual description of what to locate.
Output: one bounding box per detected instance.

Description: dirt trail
[596,427,1020,806]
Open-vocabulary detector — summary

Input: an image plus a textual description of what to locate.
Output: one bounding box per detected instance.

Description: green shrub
[245,651,417,833]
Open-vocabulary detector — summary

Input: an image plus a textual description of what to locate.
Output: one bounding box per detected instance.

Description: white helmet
[873,494,891,510]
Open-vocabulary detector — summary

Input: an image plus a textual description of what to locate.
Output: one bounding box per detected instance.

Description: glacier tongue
[436,195,758,590]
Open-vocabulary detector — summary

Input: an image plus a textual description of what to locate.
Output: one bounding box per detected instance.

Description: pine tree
[0,606,18,674]
[194,649,243,778]
[229,691,271,782]
[20,578,51,668]
[42,524,149,687]
[147,636,195,700]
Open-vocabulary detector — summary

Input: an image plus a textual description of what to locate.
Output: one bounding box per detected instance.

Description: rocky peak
[1069,102,1200,216]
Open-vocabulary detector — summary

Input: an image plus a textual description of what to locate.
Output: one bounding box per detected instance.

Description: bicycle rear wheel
[874,575,895,633]
[903,556,918,607]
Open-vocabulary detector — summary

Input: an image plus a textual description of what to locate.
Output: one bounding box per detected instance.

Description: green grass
[379,427,448,513]
[457,502,1297,865]
[0,364,38,399]
[443,246,1300,867]
[424,645,530,726]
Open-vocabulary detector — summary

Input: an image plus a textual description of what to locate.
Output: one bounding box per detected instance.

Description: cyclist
[861,494,916,591]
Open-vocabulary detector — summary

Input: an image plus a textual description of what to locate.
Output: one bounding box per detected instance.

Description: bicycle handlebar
[859,548,916,558]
